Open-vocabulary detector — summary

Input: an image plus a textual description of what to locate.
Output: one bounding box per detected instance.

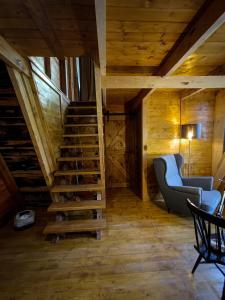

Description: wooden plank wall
[180,91,215,176]
[31,60,70,164]
[143,90,215,200]
[32,73,63,162]
[212,90,225,186]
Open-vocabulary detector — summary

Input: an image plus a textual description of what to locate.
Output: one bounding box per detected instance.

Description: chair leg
[192,254,202,274]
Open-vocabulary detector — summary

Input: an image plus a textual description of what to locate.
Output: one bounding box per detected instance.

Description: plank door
[105,114,135,188]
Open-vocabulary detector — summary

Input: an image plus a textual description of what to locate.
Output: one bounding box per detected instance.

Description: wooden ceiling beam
[95,0,106,75]
[0,35,30,76]
[181,64,225,99]
[23,0,64,58]
[129,0,225,108]
[102,75,225,89]
[155,0,225,76]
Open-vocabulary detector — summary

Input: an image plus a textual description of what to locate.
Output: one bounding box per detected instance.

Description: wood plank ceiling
[0,0,98,58]
[174,22,225,76]
[106,0,225,108]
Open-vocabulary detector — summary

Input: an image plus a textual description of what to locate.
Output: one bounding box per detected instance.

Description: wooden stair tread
[0,123,26,126]
[19,186,48,192]
[68,106,96,109]
[63,134,98,137]
[43,219,106,234]
[60,144,99,149]
[54,169,100,176]
[70,101,96,106]
[51,183,103,193]
[48,200,105,212]
[66,115,97,117]
[64,124,98,127]
[58,156,99,162]
[11,170,42,177]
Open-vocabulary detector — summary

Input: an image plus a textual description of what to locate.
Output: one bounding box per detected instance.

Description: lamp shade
[181,123,202,140]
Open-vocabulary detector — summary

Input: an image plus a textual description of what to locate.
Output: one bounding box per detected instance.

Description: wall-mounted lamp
[181,123,202,176]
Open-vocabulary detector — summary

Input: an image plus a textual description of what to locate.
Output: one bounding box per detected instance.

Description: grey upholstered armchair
[153,154,221,215]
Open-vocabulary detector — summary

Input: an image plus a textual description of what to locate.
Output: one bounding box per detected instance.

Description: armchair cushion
[163,155,183,186]
[201,190,221,214]
[182,176,213,191]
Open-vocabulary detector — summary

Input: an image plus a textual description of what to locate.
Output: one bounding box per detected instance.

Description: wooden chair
[187,199,225,299]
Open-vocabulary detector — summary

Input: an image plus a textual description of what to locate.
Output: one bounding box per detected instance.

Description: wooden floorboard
[0,188,223,299]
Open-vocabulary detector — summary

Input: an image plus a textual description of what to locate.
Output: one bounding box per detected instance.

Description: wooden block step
[64,124,98,127]
[66,115,97,118]
[51,183,103,193]
[54,169,100,176]
[48,200,105,212]
[70,101,96,106]
[11,170,42,177]
[60,144,99,149]
[63,134,98,138]
[58,156,99,162]
[0,123,26,126]
[68,106,96,110]
[43,219,106,235]
[20,186,49,192]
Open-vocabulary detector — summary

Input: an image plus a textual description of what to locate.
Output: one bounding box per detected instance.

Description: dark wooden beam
[156,0,225,76]
[128,0,225,109]
[23,0,64,58]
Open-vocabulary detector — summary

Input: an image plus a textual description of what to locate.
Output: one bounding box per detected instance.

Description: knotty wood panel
[33,73,63,162]
[0,0,98,58]
[175,23,225,76]
[180,91,215,176]
[143,90,215,199]
[107,0,204,68]
[212,90,225,185]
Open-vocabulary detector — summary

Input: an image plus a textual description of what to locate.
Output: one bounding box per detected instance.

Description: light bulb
[187,130,193,140]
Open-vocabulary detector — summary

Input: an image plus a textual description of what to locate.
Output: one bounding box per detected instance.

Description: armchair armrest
[171,185,202,196]
[170,185,202,208]
[182,177,213,191]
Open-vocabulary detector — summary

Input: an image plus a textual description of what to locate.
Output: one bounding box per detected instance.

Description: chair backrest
[154,154,183,187]
[187,199,225,261]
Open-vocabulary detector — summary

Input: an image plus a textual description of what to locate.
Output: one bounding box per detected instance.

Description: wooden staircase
[0,60,48,203]
[44,101,106,240]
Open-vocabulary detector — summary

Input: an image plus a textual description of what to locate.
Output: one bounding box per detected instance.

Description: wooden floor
[0,188,223,300]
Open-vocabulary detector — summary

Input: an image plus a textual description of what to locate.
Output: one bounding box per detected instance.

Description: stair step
[0,123,26,126]
[63,134,98,138]
[58,156,99,162]
[48,200,105,212]
[51,183,103,193]
[68,106,96,110]
[66,115,97,118]
[70,101,96,106]
[54,169,100,176]
[60,144,99,149]
[64,124,98,127]
[11,170,42,177]
[19,186,48,192]
[43,219,106,235]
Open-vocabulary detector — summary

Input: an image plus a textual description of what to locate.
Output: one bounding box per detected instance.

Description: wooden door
[105,115,133,188]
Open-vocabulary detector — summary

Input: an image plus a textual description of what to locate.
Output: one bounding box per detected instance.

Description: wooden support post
[95,65,106,201]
